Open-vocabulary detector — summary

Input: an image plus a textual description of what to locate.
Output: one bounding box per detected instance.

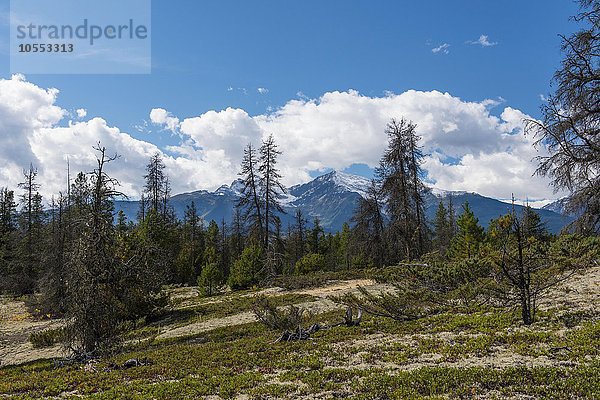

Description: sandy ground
[1,265,598,367]
[0,279,378,364]
[157,279,378,340]
[326,330,570,373]
[0,298,65,366]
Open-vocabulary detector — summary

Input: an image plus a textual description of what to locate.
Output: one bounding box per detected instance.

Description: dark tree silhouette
[526,0,600,233]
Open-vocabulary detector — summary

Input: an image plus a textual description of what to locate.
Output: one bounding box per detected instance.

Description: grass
[1,284,599,399]
[123,291,317,341]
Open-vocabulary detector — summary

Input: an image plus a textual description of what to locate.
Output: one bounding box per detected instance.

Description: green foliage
[29,327,65,348]
[228,243,263,290]
[174,242,199,285]
[339,259,492,321]
[2,304,599,399]
[485,210,595,325]
[198,261,222,297]
[252,295,309,331]
[450,202,485,259]
[294,252,326,275]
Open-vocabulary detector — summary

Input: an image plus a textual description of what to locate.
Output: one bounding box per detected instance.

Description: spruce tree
[64,146,125,355]
[525,0,600,233]
[450,202,485,259]
[144,153,167,214]
[0,188,17,292]
[339,222,352,270]
[432,200,451,257]
[351,181,386,267]
[309,217,324,254]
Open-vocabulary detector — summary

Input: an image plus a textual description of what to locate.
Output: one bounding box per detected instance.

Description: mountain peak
[315,170,371,197]
[114,171,573,234]
[229,179,244,195]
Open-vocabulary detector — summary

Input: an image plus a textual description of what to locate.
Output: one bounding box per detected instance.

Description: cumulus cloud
[0,74,64,191]
[0,76,211,198]
[76,108,87,118]
[0,75,561,203]
[157,89,559,200]
[432,43,450,54]
[468,34,498,47]
[149,108,180,133]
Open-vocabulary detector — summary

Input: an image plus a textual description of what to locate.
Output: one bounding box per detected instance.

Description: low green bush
[29,327,65,348]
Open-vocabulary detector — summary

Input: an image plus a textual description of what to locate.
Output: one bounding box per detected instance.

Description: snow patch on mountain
[280,192,298,205]
[497,198,556,210]
[430,187,468,197]
[330,171,371,197]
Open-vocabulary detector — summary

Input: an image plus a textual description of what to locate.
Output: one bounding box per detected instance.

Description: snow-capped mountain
[542,197,571,216]
[284,171,371,228]
[114,171,573,233]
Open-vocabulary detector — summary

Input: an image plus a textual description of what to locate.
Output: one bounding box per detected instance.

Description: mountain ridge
[114,171,573,233]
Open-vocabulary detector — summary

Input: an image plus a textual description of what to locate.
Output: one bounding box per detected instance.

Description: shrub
[252,295,309,331]
[336,259,492,321]
[29,327,65,348]
[294,253,326,275]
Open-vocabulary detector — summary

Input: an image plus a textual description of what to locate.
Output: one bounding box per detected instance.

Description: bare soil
[1,266,598,367]
[0,297,65,366]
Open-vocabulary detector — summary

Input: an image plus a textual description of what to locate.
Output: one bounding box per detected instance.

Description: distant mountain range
[114,171,574,234]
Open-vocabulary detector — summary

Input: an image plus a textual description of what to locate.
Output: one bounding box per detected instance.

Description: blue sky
[0,1,583,202]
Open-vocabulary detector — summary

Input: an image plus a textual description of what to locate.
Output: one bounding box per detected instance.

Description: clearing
[0,267,598,398]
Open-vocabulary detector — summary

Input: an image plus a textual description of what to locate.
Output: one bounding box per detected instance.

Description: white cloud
[0,76,562,203]
[432,43,450,54]
[76,108,87,118]
[468,34,498,47]
[0,74,64,192]
[257,87,269,95]
[0,76,212,198]
[149,108,180,133]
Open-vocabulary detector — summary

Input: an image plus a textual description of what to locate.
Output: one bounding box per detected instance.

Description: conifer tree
[291,209,307,263]
[144,153,167,214]
[17,164,44,293]
[432,200,451,257]
[258,134,286,249]
[309,217,324,254]
[238,144,264,243]
[525,0,600,233]
[339,222,352,270]
[351,181,386,267]
[450,202,485,259]
[64,146,125,354]
[230,206,245,261]
[0,188,17,292]
[377,118,427,261]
